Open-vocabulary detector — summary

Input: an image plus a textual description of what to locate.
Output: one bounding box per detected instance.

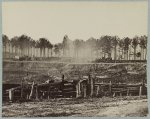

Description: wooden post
[109,81,112,93]
[76,82,79,98]
[29,81,35,100]
[142,78,144,86]
[61,82,64,98]
[26,94,29,100]
[9,89,14,102]
[139,86,142,97]
[89,74,94,97]
[113,92,115,97]
[48,83,51,99]
[120,92,122,97]
[127,89,129,96]
[96,85,100,97]
[21,79,24,99]
[35,85,39,100]
[78,81,81,96]
[83,85,87,98]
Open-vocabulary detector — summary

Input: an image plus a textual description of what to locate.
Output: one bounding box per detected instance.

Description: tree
[73,39,80,58]
[2,34,9,58]
[118,39,124,60]
[99,36,112,58]
[95,39,100,58]
[11,36,19,56]
[54,44,60,57]
[111,36,119,60]
[62,35,70,57]
[139,35,147,60]
[132,36,139,60]
[123,37,131,60]
[18,35,32,56]
[86,37,96,60]
[47,41,53,57]
[37,38,49,57]
[30,40,36,57]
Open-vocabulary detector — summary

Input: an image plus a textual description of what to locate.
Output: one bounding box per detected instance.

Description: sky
[2,1,148,44]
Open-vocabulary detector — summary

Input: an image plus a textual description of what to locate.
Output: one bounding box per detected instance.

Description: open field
[2,96,148,117]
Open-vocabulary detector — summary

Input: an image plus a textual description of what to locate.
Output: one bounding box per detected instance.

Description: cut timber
[9,89,14,102]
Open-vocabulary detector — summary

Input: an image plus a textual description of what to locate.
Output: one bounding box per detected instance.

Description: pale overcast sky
[2,1,148,44]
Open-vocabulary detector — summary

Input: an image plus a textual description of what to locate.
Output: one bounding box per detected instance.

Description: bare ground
[2,96,148,117]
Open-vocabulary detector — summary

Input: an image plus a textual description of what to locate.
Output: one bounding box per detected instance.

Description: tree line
[2,34,147,60]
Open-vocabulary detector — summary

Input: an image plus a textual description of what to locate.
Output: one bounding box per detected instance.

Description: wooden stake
[48,83,51,99]
[113,92,115,97]
[83,85,87,98]
[21,79,23,99]
[29,81,35,100]
[9,89,14,102]
[78,81,81,96]
[139,86,142,97]
[89,75,94,97]
[35,85,39,100]
[96,85,100,96]
[109,81,112,93]
[120,92,122,97]
[76,82,79,98]
[127,89,129,96]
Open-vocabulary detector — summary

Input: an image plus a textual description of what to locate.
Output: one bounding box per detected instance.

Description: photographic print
[2,0,149,117]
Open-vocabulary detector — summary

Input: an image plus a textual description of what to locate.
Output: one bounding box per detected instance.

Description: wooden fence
[3,75,147,102]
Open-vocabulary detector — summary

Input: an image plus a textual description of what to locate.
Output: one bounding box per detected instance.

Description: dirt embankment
[3,61,146,84]
[2,96,148,117]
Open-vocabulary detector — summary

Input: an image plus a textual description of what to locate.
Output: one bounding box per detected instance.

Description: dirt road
[2,97,148,117]
[96,99,148,117]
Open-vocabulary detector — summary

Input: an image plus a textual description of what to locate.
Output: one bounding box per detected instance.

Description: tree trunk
[33,47,35,57]
[30,47,32,57]
[91,49,92,60]
[114,46,117,60]
[28,46,30,56]
[63,48,65,57]
[126,50,128,60]
[51,48,53,57]
[5,45,6,58]
[140,48,143,60]
[145,48,147,60]
[134,47,136,60]
[40,48,42,57]
[12,46,14,57]
[47,48,49,57]
[9,44,11,58]
[96,49,98,58]
[43,48,45,57]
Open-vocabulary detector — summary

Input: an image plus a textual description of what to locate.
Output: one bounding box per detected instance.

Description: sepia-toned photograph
[2,0,148,117]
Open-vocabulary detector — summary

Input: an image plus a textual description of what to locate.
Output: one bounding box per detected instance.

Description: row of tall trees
[2,34,147,60]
